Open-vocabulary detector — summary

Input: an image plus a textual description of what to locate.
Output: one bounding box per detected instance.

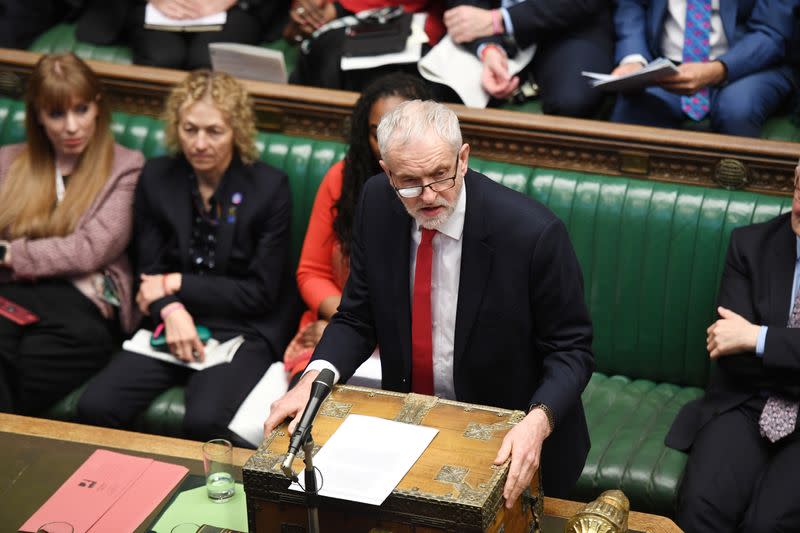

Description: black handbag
[343,7,413,57]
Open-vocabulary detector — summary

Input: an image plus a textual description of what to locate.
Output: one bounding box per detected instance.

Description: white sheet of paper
[418,35,536,108]
[122,329,243,371]
[145,3,227,27]
[581,57,679,91]
[227,361,289,446]
[209,42,287,83]
[340,13,429,71]
[291,414,438,505]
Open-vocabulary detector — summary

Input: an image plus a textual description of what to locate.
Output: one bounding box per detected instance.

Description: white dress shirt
[408,180,467,400]
[307,181,468,400]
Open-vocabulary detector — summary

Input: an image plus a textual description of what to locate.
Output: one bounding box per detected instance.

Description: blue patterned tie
[758,284,800,442]
[681,0,712,121]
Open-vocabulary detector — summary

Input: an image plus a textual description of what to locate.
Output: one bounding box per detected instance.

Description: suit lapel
[213,158,244,273]
[454,172,493,367]
[719,0,736,44]
[168,158,193,272]
[769,220,796,325]
[389,191,413,378]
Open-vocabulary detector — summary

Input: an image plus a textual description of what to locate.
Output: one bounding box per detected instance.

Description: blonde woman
[0,53,143,415]
[79,70,294,444]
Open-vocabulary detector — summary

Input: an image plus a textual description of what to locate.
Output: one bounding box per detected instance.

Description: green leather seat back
[469,159,792,387]
[29,23,133,64]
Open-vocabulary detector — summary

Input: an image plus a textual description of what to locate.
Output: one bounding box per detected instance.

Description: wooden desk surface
[0,414,682,533]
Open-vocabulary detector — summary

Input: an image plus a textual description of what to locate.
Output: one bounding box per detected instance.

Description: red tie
[411,228,436,395]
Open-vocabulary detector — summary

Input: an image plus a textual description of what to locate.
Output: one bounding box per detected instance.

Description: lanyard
[55,166,65,204]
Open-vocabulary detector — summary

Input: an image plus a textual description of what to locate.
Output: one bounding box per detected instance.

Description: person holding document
[264,100,595,504]
[0,53,143,415]
[442,0,613,116]
[609,0,797,137]
[78,70,296,444]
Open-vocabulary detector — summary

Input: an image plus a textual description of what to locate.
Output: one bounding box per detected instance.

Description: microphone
[281,368,336,478]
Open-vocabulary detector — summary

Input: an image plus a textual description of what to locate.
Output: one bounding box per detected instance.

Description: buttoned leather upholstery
[0,99,792,516]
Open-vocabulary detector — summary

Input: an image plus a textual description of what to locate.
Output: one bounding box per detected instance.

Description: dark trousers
[677,396,800,533]
[0,280,115,415]
[127,5,263,70]
[77,329,273,444]
[525,26,613,118]
[610,66,795,137]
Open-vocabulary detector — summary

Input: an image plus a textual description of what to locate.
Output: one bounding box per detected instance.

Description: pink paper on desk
[89,460,188,532]
[19,449,188,533]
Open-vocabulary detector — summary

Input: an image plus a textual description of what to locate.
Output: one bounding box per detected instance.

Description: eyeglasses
[392,156,459,199]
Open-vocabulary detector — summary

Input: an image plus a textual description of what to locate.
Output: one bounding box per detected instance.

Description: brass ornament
[714,158,749,190]
[564,489,630,533]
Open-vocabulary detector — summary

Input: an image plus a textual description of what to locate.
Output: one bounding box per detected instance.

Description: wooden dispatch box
[244,385,543,532]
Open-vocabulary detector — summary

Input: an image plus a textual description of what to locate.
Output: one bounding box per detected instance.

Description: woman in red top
[286,0,445,90]
[284,73,430,382]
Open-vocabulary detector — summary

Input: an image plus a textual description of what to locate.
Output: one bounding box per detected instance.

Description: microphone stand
[302,434,320,533]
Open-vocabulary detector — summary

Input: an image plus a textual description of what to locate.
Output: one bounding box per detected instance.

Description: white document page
[227,361,289,446]
[581,57,679,91]
[418,35,535,108]
[291,414,438,505]
[122,329,243,371]
[145,3,227,28]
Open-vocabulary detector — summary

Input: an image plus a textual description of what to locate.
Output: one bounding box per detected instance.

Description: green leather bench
[28,23,800,142]
[0,97,792,517]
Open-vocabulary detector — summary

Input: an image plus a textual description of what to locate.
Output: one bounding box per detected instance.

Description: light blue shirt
[499,0,525,36]
[755,236,800,355]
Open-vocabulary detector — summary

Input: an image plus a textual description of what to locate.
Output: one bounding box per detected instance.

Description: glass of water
[202,438,235,502]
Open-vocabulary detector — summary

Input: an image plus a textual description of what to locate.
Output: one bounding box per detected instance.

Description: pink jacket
[0,143,144,333]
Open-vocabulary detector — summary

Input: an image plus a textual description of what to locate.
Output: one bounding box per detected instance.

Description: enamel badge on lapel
[228,192,242,224]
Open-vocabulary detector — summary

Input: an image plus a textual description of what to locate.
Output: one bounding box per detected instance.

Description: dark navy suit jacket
[667,212,800,451]
[312,169,595,497]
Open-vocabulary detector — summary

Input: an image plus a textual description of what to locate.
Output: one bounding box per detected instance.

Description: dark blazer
[614,0,797,84]
[133,154,298,358]
[448,0,612,57]
[666,212,800,451]
[313,169,595,497]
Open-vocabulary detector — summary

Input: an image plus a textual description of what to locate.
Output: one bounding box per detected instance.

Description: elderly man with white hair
[265,100,594,503]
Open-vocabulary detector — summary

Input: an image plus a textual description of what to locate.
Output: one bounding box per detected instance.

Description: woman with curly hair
[0,53,143,415]
[284,72,430,383]
[79,70,295,443]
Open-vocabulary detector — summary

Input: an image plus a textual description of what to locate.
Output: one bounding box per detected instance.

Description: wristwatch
[529,402,554,433]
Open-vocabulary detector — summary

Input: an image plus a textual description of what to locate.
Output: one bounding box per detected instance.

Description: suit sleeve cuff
[304,359,341,385]
[149,294,181,320]
[756,325,767,357]
[500,8,514,36]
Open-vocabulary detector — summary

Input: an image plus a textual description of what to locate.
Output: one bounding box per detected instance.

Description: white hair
[376,100,462,160]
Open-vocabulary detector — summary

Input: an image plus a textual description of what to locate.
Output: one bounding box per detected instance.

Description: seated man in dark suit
[443,0,613,117]
[665,159,800,532]
[610,0,798,137]
[265,100,595,504]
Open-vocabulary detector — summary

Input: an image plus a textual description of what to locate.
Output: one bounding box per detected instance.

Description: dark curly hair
[333,73,431,255]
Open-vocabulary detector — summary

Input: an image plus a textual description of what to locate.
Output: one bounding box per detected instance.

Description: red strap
[411,228,436,395]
